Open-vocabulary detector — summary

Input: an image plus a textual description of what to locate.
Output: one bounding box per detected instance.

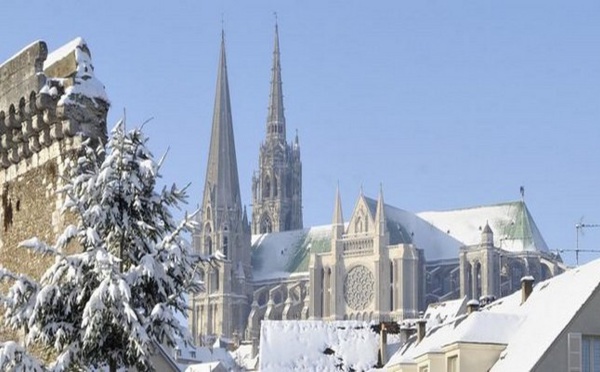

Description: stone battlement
[0,38,109,176]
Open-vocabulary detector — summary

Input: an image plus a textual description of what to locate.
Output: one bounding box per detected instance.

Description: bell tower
[190,31,251,344]
[251,22,303,234]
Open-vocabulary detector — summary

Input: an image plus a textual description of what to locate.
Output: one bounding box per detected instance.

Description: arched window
[260,215,272,234]
[263,176,271,198]
[204,224,213,255]
[355,217,363,233]
[206,206,212,220]
[474,262,482,300]
[273,176,278,197]
[223,236,228,259]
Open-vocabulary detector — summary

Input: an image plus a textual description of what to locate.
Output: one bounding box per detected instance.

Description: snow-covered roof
[259,320,379,372]
[251,225,331,281]
[418,201,550,253]
[386,258,600,370]
[422,296,467,330]
[488,258,600,371]
[250,200,550,278]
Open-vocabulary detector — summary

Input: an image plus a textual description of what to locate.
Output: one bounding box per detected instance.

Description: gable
[347,195,375,235]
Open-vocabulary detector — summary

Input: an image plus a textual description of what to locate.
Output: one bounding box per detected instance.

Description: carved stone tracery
[344,265,375,310]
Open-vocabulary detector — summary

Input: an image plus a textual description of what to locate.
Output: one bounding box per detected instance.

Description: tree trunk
[109,359,117,372]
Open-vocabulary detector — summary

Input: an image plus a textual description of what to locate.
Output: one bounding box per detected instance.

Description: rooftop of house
[386,257,600,370]
[259,320,380,372]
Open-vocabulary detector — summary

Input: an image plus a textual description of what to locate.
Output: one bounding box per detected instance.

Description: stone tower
[189,31,251,344]
[251,23,303,234]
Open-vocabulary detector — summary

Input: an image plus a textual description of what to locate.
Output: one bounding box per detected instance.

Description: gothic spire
[332,184,344,238]
[203,31,242,216]
[375,184,387,235]
[266,21,286,142]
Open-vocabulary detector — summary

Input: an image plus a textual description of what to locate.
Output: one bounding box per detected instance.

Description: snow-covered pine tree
[0,121,207,371]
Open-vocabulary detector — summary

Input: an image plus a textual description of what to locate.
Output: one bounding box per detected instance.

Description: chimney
[521,276,534,304]
[399,324,415,345]
[416,319,427,343]
[467,299,480,314]
[379,323,388,366]
[251,336,258,358]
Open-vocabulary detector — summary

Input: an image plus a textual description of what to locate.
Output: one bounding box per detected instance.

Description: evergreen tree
[0,121,207,371]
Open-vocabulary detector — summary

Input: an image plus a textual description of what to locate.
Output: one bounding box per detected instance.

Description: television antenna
[567,220,600,265]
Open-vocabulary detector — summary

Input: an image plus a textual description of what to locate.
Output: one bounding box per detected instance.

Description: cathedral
[188,25,565,346]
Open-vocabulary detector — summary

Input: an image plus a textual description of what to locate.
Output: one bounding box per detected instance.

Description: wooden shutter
[569,332,582,372]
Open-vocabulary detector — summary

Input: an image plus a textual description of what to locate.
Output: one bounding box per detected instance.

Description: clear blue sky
[2,1,599,265]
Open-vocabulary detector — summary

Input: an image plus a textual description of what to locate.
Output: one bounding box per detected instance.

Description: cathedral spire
[332,184,344,237]
[203,31,241,215]
[266,20,286,142]
[375,184,387,236]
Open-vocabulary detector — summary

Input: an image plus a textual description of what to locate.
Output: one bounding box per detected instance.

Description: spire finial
[274,11,278,27]
[221,13,225,38]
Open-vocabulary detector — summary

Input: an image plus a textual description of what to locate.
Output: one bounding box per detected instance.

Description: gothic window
[260,215,272,234]
[263,176,271,198]
[223,236,228,259]
[474,262,482,300]
[206,206,211,220]
[210,269,219,293]
[355,217,363,233]
[465,262,472,299]
[365,217,369,232]
[273,176,278,197]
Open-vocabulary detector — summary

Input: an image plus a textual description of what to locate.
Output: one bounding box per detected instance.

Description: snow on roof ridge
[417,200,523,215]
[43,37,87,70]
[0,39,44,70]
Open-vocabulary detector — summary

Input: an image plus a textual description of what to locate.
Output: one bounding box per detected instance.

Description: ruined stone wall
[0,38,109,351]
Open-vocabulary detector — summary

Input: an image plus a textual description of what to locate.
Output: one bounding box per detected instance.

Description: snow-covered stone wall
[0,38,109,354]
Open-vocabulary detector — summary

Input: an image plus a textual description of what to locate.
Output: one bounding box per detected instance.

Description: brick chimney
[467,299,480,314]
[521,276,535,304]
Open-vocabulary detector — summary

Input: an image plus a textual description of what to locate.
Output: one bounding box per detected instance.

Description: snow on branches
[0,121,210,371]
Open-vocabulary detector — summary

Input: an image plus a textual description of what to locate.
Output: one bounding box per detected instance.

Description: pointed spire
[375,183,387,235]
[333,183,344,238]
[202,31,242,217]
[266,19,286,142]
[482,221,494,247]
[333,183,344,226]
